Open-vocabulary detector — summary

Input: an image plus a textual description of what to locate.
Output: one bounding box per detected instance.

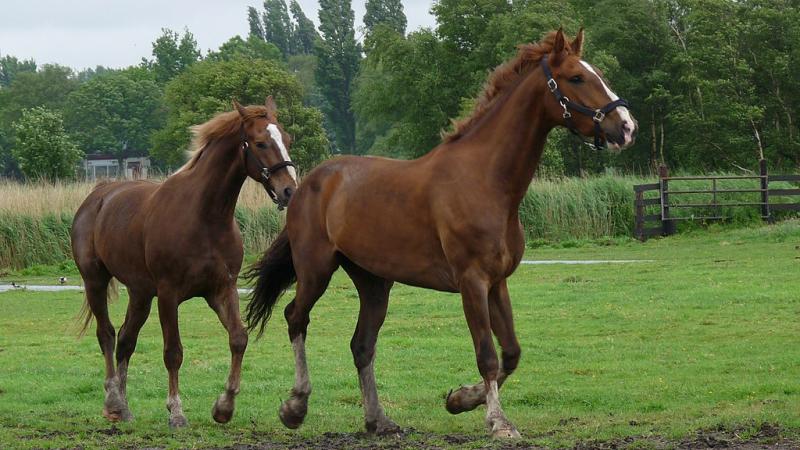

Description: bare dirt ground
[215,423,798,450]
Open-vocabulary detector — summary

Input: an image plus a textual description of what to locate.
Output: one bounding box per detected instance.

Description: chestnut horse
[72,98,297,427]
[246,29,637,438]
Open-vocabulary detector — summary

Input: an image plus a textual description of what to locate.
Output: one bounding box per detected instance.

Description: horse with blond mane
[246,29,637,438]
[72,97,298,427]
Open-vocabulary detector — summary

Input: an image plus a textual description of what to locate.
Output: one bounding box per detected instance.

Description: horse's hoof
[278,399,306,429]
[169,415,189,428]
[491,425,521,439]
[445,387,480,414]
[212,396,234,424]
[371,418,402,436]
[103,407,133,422]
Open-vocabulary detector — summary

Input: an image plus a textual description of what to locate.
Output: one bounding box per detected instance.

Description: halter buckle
[261,167,271,180]
[560,99,571,119]
[593,110,605,123]
[547,78,558,92]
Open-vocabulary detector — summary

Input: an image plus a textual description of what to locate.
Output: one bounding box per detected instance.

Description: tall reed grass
[0,175,796,269]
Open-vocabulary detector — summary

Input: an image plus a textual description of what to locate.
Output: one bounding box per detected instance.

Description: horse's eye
[255,142,268,149]
[568,75,584,84]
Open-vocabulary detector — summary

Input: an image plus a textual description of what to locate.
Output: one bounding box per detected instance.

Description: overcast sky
[0,0,437,70]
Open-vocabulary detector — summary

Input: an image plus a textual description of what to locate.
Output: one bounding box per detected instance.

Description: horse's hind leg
[446,279,521,416]
[112,288,154,421]
[207,286,248,424]
[341,261,399,434]
[279,250,338,429]
[82,277,124,421]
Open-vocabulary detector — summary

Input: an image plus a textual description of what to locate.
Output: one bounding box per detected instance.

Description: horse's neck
[181,136,246,222]
[454,69,553,208]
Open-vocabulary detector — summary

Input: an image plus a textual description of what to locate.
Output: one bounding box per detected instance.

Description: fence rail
[633,160,800,241]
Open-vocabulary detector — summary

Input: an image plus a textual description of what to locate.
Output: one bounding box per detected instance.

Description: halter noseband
[240,129,296,209]
[540,55,630,149]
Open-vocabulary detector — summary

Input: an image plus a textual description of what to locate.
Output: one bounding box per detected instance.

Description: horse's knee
[501,344,521,375]
[350,339,374,370]
[163,346,183,369]
[476,336,499,379]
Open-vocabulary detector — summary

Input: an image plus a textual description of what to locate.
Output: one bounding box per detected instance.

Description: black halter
[240,130,296,208]
[540,55,630,149]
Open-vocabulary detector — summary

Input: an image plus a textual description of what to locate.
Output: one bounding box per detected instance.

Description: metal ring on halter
[593,110,605,123]
[547,78,558,92]
[560,99,571,119]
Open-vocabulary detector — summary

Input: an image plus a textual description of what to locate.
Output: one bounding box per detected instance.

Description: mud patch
[221,423,798,450]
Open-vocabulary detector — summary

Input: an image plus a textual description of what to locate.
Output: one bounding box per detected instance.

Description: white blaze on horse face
[579,60,634,146]
[266,123,298,182]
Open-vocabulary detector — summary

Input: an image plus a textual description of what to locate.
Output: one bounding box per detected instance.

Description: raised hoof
[445,387,482,415]
[278,399,307,429]
[212,396,234,424]
[169,415,189,429]
[491,424,521,439]
[102,407,133,422]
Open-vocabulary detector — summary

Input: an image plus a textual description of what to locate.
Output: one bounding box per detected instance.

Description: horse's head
[235,96,298,208]
[541,28,637,151]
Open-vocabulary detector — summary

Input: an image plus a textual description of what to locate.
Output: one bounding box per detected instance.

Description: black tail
[245,228,296,338]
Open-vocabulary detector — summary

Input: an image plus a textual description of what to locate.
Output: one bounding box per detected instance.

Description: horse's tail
[245,228,296,339]
[77,278,119,337]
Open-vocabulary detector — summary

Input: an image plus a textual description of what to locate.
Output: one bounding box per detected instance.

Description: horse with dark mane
[72,97,298,427]
[246,29,637,438]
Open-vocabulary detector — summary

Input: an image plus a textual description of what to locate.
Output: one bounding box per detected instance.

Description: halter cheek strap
[541,55,630,149]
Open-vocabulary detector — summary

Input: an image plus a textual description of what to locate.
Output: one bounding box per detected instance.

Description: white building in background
[83,155,151,181]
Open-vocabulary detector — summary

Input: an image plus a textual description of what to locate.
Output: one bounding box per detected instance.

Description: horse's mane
[443,31,566,143]
[176,105,271,172]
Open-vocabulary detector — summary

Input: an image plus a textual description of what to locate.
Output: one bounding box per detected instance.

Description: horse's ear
[551,27,568,66]
[232,100,247,117]
[571,28,585,57]
[265,95,278,118]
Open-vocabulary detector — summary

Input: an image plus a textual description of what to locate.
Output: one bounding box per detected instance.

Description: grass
[0,220,798,448]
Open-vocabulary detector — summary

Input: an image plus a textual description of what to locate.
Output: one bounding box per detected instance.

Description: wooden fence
[634,160,800,241]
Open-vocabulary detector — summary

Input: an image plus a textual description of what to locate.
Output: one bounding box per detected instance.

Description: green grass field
[0,221,799,449]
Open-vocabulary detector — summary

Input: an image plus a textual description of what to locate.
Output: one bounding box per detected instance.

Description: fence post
[760,159,772,223]
[659,165,675,236]
[635,190,644,241]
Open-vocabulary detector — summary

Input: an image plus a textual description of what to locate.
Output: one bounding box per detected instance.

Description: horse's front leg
[457,274,520,439]
[208,286,248,424]
[446,279,521,415]
[157,293,188,428]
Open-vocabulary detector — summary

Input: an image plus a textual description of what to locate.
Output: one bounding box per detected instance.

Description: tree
[248,6,266,40]
[11,107,83,180]
[146,28,201,84]
[64,68,165,156]
[364,0,407,37]
[315,0,361,153]
[206,35,283,62]
[289,0,319,55]
[262,0,293,56]
[0,55,37,88]
[150,58,329,170]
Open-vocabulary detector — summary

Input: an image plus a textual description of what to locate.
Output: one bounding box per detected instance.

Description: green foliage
[289,0,319,55]
[364,0,407,40]
[150,58,329,169]
[315,0,361,153]
[0,212,73,268]
[0,54,36,88]
[247,6,266,40]
[206,35,283,62]
[262,0,293,56]
[145,28,201,84]
[10,107,83,180]
[63,68,165,156]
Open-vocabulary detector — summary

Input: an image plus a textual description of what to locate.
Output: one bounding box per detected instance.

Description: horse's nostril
[621,121,631,132]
